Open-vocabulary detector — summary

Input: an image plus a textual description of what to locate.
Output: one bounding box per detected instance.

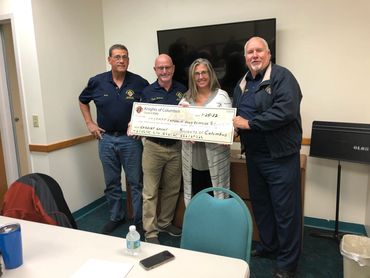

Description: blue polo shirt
[79,71,149,133]
[239,71,269,154]
[141,80,186,145]
[141,80,186,105]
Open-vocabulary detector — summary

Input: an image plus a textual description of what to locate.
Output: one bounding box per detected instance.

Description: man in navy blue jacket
[233,37,302,278]
[79,44,148,235]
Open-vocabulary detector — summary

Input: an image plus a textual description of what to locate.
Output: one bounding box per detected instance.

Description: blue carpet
[76,201,344,277]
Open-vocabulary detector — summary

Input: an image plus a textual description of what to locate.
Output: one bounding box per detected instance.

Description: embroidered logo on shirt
[151,96,164,101]
[176,91,184,100]
[265,86,272,95]
[126,89,135,99]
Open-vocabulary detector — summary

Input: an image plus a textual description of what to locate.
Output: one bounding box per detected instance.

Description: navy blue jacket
[232,63,302,158]
[79,71,148,134]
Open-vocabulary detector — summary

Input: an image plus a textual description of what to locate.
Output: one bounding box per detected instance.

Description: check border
[130,102,236,145]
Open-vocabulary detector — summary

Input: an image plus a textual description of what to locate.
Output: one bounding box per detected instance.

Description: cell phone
[139,250,175,270]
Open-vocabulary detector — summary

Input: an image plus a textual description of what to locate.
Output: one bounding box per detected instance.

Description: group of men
[79,37,302,278]
[79,45,184,246]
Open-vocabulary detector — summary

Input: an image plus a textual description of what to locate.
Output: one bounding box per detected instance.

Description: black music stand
[309,121,370,243]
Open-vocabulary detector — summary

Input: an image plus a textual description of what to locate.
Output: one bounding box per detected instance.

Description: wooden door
[0,134,8,207]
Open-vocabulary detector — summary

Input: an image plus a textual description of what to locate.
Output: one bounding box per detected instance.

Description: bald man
[141,54,186,244]
[233,37,303,278]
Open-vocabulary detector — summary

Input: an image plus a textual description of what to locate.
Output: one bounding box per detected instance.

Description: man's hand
[87,122,105,139]
[79,102,105,139]
[233,116,250,130]
[127,121,141,140]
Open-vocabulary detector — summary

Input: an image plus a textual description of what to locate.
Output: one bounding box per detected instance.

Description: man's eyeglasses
[111,55,129,61]
[194,70,209,77]
[155,66,173,71]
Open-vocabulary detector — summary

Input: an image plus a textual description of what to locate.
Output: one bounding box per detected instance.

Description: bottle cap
[129,225,136,232]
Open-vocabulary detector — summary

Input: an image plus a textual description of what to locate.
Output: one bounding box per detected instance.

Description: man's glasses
[155,66,173,71]
[111,55,129,61]
[194,70,209,77]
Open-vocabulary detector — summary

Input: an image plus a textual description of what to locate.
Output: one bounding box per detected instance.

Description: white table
[0,216,249,277]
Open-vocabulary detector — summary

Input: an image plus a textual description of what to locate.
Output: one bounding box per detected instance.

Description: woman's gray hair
[186,58,220,101]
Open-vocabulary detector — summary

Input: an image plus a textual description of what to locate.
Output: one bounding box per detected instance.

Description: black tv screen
[157,18,276,96]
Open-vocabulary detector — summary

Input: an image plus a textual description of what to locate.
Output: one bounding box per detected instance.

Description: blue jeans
[98,134,143,224]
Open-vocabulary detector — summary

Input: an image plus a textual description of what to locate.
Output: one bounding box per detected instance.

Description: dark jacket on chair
[1,173,77,229]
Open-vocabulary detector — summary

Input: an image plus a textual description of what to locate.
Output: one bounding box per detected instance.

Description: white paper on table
[71,258,134,278]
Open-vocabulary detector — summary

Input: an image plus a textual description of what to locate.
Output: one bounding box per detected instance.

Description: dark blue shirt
[141,80,186,105]
[238,71,262,120]
[141,80,186,145]
[239,71,269,154]
[79,71,149,133]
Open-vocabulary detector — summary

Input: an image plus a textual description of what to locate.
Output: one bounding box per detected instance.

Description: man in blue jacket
[233,37,302,278]
[79,44,148,235]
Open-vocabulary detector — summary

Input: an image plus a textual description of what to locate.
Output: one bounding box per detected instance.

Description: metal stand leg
[310,161,343,244]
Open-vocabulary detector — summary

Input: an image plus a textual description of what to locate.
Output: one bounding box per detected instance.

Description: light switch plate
[32,115,39,127]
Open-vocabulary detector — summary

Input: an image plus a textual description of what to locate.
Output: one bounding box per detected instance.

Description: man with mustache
[233,37,303,278]
[79,44,148,235]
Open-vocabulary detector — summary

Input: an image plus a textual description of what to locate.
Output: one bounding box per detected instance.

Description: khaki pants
[142,140,182,238]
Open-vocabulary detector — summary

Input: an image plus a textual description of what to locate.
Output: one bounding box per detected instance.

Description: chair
[35,173,77,229]
[1,173,77,229]
[180,187,253,263]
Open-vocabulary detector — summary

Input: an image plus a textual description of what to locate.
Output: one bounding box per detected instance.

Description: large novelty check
[130,102,236,144]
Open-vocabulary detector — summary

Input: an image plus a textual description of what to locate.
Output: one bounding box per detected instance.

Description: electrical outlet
[32,115,39,127]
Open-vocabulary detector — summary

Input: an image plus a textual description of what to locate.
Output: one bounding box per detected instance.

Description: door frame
[0,16,23,185]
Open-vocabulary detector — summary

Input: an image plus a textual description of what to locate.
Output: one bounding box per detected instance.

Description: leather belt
[105,131,126,136]
[146,137,178,147]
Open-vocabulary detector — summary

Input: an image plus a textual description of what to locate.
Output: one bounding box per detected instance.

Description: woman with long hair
[180,58,231,206]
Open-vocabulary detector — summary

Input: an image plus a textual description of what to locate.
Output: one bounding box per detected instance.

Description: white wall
[0,0,46,183]
[30,0,107,210]
[102,0,370,225]
[0,0,106,211]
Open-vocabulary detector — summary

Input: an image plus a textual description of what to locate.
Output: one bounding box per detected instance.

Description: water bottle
[126,225,141,256]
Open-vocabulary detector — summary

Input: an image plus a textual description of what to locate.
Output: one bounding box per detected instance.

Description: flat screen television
[157,18,276,96]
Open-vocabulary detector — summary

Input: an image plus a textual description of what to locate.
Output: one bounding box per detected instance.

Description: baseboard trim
[73,196,106,221]
[72,192,127,221]
[72,197,367,237]
[304,216,367,236]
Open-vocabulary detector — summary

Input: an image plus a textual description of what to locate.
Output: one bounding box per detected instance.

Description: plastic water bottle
[126,225,141,256]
